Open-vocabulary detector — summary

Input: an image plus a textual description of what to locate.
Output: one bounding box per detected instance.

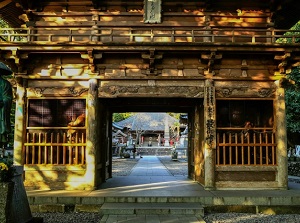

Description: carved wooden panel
[27,87,88,97]
[98,85,204,98]
[215,81,276,98]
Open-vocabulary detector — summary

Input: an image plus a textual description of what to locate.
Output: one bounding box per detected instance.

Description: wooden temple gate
[1,0,299,190]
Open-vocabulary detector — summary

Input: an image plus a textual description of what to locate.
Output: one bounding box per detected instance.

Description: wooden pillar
[275,84,288,189]
[193,104,201,183]
[85,79,98,189]
[13,78,27,165]
[204,79,216,190]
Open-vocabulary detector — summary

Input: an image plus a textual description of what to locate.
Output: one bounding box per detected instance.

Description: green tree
[0,19,8,28]
[283,66,300,147]
[276,21,300,44]
[112,113,132,122]
[0,19,9,41]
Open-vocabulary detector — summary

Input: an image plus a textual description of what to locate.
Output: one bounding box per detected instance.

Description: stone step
[102,196,204,203]
[100,214,206,223]
[99,202,204,216]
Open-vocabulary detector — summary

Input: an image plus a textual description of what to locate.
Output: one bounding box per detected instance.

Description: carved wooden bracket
[291,56,300,68]
[241,59,248,77]
[81,51,102,73]
[201,51,222,76]
[274,52,291,74]
[3,50,28,74]
[141,49,163,76]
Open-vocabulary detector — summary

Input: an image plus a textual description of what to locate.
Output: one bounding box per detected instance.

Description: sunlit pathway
[129,156,171,176]
[95,155,205,196]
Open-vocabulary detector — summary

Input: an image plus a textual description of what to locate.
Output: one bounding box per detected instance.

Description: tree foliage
[276,21,300,44]
[0,19,8,28]
[112,113,133,122]
[284,66,300,147]
[285,67,300,132]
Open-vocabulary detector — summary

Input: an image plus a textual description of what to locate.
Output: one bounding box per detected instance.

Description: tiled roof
[114,113,178,132]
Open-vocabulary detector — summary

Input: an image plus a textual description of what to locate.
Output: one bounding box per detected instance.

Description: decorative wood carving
[216,87,276,98]
[27,87,88,97]
[69,87,89,96]
[258,88,275,97]
[98,85,204,98]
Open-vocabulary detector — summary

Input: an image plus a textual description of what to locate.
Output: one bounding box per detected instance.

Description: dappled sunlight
[13,85,25,165]
[40,69,53,76]
[24,164,89,190]
[37,62,91,78]
[250,72,268,78]
[61,69,87,76]
[97,179,199,194]
[101,17,114,22]
[216,18,243,24]
[162,69,178,76]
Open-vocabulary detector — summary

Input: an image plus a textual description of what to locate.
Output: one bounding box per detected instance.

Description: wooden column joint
[141,49,163,76]
[275,52,291,74]
[241,59,248,77]
[81,51,102,73]
[201,51,222,76]
[291,56,300,68]
[3,50,28,74]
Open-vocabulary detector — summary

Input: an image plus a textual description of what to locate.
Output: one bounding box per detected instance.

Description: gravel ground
[33,212,300,223]
[157,156,188,176]
[203,213,300,223]
[32,156,300,222]
[32,213,101,223]
[112,157,140,176]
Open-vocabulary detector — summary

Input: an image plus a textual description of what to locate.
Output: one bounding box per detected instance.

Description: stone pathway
[112,156,188,177]
[129,156,172,176]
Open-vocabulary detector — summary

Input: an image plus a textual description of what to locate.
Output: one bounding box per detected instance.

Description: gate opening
[98,97,204,187]
[111,112,189,177]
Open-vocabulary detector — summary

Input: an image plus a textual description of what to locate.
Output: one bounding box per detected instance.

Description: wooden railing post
[1,26,299,45]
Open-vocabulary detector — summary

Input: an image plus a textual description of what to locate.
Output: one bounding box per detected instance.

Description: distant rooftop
[114,113,179,132]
